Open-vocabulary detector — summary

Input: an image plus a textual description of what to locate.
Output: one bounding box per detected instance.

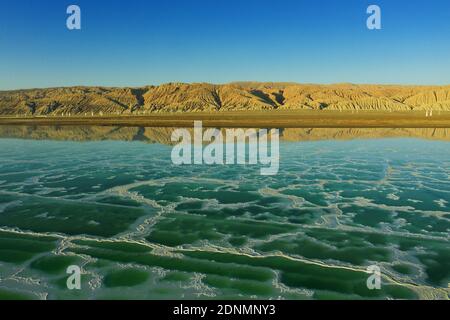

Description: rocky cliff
[1,83,450,116]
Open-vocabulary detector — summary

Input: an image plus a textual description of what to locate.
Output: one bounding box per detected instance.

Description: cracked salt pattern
[0,130,449,300]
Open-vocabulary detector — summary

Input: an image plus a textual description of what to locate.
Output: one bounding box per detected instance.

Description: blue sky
[1,0,450,90]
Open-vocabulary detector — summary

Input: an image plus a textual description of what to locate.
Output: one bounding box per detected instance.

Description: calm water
[0,126,449,300]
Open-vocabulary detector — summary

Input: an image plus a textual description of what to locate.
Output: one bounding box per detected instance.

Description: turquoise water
[0,129,449,300]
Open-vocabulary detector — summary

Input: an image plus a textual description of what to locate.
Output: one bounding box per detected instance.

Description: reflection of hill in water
[0,126,449,144]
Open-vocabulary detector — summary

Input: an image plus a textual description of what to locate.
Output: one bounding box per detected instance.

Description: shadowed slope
[2,83,450,116]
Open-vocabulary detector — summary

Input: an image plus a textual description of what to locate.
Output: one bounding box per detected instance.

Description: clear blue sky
[1,0,450,90]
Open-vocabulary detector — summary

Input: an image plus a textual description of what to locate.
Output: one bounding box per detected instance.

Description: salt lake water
[0,126,449,300]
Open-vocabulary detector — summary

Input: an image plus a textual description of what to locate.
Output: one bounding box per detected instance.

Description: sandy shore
[1,111,450,128]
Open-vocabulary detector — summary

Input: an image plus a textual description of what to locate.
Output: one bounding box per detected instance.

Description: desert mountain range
[1,82,450,116]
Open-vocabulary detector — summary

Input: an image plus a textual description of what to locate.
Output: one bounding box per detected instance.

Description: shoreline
[1,111,450,128]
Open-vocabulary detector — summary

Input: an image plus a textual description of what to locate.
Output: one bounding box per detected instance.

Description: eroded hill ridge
[1,82,450,115]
